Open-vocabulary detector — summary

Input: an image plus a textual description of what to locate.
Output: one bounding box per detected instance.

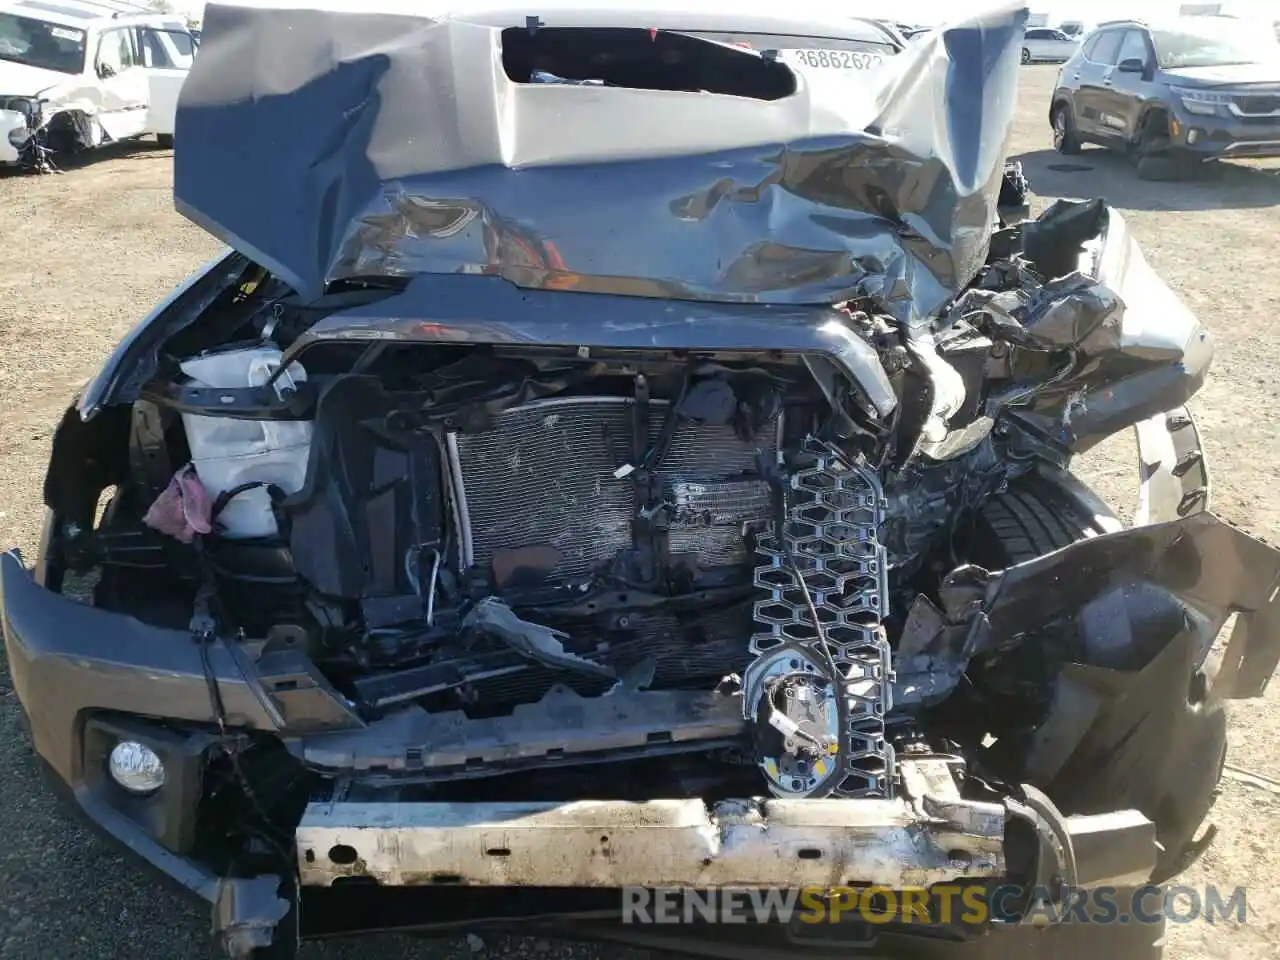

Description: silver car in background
[1022,27,1081,63]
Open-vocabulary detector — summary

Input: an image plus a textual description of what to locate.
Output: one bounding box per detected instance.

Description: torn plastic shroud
[174,0,1030,325]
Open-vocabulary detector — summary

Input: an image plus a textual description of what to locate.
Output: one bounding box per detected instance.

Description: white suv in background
[0,0,196,170]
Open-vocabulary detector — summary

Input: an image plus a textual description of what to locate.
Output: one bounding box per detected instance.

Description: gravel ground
[2,65,1279,959]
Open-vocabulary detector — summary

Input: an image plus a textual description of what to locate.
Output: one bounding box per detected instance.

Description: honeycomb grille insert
[749,441,894,798]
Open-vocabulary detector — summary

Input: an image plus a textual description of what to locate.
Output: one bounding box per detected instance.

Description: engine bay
[56,200,1200,808]
[194,344,909,800]
[74,323,1038,806]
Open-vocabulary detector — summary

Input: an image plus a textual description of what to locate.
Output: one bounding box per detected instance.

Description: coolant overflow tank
[178,346,313,539]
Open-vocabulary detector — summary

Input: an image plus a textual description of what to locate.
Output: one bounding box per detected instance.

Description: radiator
[450,396,776,582]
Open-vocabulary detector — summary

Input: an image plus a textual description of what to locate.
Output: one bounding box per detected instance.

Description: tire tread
[977,474,1107,565]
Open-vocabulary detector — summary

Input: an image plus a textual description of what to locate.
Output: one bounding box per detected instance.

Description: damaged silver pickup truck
[3,1,1279,958]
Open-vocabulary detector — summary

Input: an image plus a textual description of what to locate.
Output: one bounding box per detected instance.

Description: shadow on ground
[0,139,171,179]
[1011,147,1280,212]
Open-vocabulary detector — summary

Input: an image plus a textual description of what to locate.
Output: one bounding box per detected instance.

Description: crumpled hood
[174,0,1030,321]
[0,59,68,98]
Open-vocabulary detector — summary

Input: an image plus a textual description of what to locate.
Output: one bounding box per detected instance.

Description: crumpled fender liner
[974,508,1279,879]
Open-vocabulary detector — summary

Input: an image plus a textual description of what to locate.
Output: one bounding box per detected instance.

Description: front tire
[1051,102,1082,155]
[1131,113,1195,181]
[971,472,1110,566]
[1021,47,1032,64]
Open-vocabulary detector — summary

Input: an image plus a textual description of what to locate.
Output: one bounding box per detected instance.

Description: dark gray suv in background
[1050,16,1280,178]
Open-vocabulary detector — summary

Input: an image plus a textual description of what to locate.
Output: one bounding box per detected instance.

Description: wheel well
[1134,105,1171,142]
[40,109,95,153]
[43,400,132,528]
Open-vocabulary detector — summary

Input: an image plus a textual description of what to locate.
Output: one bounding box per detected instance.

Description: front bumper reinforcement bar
[297,797,1010,889]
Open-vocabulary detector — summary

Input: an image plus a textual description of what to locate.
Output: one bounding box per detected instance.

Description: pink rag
[143,464,213,543]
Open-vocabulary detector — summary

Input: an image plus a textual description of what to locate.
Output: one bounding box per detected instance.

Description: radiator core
[451,397,776,582]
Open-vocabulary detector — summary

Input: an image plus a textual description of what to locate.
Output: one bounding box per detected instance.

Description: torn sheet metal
[0,94,93,169]
[951,200,1213,452]
[175,0,1030,321]
[882,502,1280,712]
[978,510,1280,690]
[463,596,617,679]
[212,875,294,959]
[295,794,1006,888]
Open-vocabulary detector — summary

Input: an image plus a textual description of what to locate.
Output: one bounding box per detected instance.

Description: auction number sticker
[780,49,885,72]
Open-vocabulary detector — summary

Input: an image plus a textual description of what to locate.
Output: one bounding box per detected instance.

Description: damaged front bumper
[295,795,1016,890]
[294,791,1159,893]
[5,403,1280,956]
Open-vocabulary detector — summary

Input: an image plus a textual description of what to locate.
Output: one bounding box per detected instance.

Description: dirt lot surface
[2,65,1279,959]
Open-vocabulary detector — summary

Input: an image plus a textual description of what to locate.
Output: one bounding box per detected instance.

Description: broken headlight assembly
[1,96,41,151]
[0,95,40,119]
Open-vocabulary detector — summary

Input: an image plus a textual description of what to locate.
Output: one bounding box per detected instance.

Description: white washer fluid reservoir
[178,346,312,539]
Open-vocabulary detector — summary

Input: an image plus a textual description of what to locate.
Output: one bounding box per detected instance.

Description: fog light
[108,740,166,794]
[1187,128,1201,145]
[6,126,30,148]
